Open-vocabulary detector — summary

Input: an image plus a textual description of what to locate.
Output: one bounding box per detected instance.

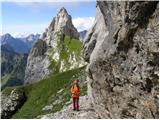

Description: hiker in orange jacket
[71,79,80,111]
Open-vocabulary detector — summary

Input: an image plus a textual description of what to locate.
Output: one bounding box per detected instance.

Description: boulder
[1,89,26,118]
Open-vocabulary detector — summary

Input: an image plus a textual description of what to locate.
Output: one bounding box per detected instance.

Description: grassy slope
[1,44,28,90]
[2,35,86,118]
[3,66,86,119]
[49,35,83,73]
[1,54,27,90]
[64,36,83,57]
[1,74,11,87]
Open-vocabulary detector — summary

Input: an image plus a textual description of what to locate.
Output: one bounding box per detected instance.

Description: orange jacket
[71,84,80,98]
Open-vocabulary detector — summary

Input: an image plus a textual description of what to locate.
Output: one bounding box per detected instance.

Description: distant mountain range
[79,30,87,41]
[0,33,40,54]
[1,33,40,89]
[0,32,87,54]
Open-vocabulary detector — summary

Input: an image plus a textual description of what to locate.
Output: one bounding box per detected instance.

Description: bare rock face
[24,7,83,84]
[24,39,50,84]
[84,1,159,119]
[47,7,79,39]
[1,89,26,118]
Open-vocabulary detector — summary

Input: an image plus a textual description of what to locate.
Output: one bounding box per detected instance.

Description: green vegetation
[48,59,61,74]
[1,55,27,90]
[2,34,86,118]
[64,36,83,57]
[1,74,11,88]
[3,66,86,119]
[1,44,28,90]
[48,35,83,73]
[3,86,25,96]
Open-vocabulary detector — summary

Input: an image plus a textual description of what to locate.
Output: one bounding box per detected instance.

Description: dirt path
[39,96,101,119]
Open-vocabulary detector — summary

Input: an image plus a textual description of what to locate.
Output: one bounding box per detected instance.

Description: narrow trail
[39,96,100,119]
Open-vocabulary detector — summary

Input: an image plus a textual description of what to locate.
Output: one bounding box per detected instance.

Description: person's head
[73,79,79,85]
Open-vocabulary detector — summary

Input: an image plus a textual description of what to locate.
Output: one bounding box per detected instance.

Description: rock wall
[24,39,50,84]
[84,1,159,119]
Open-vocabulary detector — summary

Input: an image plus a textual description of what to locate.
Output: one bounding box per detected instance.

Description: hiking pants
[72,97,79,110]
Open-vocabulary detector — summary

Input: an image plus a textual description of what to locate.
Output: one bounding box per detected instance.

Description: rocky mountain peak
[2,33,13,40]
[58,7,68,15]
[24,7,84,84]
[43,7,79,40]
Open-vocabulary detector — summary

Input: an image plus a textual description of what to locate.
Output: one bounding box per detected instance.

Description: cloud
[72,17,94,31]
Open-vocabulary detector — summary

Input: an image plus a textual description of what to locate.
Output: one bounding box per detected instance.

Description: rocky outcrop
[40,7,79,47]
[46,7,79,39]
[1,89,26,118]
[84,1,159,119]
[24,7,84,84]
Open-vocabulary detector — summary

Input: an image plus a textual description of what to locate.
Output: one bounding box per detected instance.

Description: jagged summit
[56,7,71,21]
[2,33,13,39]
[58,7,68,15]
[42,7,79,40]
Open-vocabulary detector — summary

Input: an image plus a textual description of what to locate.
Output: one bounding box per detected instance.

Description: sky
[1,0,96,37]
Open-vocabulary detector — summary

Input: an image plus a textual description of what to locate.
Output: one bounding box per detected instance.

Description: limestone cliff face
[84,1,159,119]
[24,8,84,84]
